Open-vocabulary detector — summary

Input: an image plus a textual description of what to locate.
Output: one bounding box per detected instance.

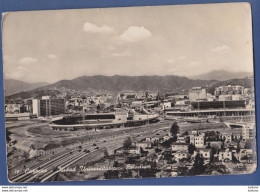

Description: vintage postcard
[2,3,257,183]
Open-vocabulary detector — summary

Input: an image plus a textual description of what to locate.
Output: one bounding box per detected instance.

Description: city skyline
[2,3,254,83]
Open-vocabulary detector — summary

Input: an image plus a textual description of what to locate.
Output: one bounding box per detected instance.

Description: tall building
[189,87,207,101]
[214,85,244,96]
[32,99,40,116]
[32,96,65,117]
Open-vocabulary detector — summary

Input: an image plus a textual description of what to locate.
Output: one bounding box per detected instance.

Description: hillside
[190,70,253,81]
[5,75,254,100]
[206,77,254,95]
[4,79,49,96]
[37,75,217,92]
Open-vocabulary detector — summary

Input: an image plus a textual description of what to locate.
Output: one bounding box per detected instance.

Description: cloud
[167,59,175,64]
[167,56,186,64]
[188,61,202,66]
[110,51,131,57]
[211,45,230,52]
[6,66,31,79]
[17,66,30,72]
[18,57,37,65]
[120,26,152,42]
[48,54,57,59]
[108,46,116,50]
[177,56,187,61]
[83,22,113,33]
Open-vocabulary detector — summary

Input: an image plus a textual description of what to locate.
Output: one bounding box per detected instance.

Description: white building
[218,149,232,161]
[232,95,243,101]
[190,134,205,148]
[171,143,189,151]
[32,99,40,116]
[219,95,232,101]
[242,124,255,140]
[174,151,189,161]
[189,87,207,101]
[161,102,172,110]
[193,149,212,163]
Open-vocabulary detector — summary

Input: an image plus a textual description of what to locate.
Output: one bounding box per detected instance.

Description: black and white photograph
[2,3,257,183]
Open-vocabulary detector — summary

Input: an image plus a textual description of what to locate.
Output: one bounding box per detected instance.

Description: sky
[2,3,254,83]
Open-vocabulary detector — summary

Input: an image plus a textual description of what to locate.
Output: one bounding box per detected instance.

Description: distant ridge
[5,75,253,99]
[190,70,253,81]
[4,79,49,96]
[206,77,254,95]
[36,75,217,92]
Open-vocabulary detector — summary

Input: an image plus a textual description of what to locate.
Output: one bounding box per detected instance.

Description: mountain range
[190,70,252,81]
[4,79,49,96]
[36,75,217,92]
[4,71,254,99]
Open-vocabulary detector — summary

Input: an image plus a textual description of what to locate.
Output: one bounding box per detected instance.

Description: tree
[182,131,189,136]
[104,148,109,158]
[177,166,188,176]
[81,95,87,100]
[170,121,179,139]
[189,153,206,175]
[236,141,241,153]
[104,170,119,179]
[188,144,196,154]
[164,152,173,163]
[140,147,147,156]
[30,145,35,150]
[232,154,239,163]
[155,148,161,153]
[6,130,11,143]
[120,169,133,178]
[138,162,158,178]
[123,137,132,149]
[113,161,119,167]
[12,140,17,145]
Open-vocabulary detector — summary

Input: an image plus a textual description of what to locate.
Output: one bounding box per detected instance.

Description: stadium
[49,112,159,131]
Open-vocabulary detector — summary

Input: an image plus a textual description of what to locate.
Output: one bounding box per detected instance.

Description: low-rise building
[221,133,232,143]
[176,136,187,143]
[218,149,232,161]
[161,102,172,110]
[163,135,172,141]
[136,141,152,149]
[233,133,241,141]
[151,137,159,143]
[171,143,189,152]
[239,149,253,161]
[114,147,140,155]
[242,124,255,140]
[190,134,205,148]
[174,151,189,161]
[5,104,25,113]
[193,149,212,163]
[206,141,222,150]
[128,147,141,154]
